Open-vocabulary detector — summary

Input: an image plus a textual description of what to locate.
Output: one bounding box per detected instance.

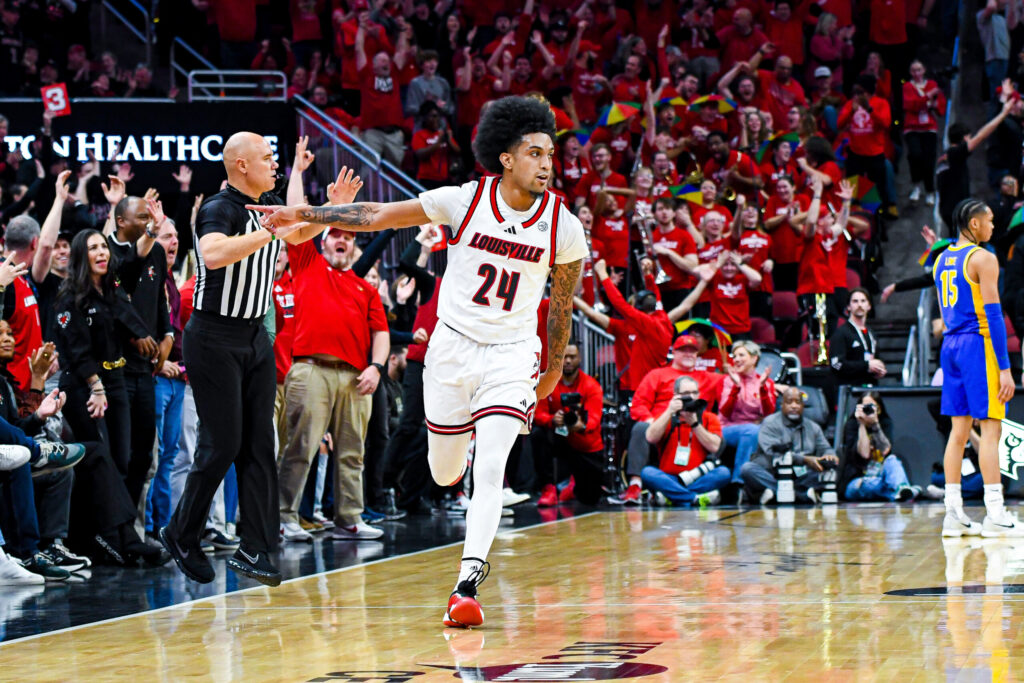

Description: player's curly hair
[473,96,556,175]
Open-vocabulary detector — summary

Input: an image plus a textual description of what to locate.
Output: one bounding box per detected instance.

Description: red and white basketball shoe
[442,561,490,628]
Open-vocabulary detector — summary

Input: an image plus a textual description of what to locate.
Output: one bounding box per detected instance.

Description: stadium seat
[846,268,861,290]
[750,317,777,344]
[772,291,800,320]
[798,385,830,428]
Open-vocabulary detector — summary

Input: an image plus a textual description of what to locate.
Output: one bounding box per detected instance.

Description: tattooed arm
[537,258,583,400]
[248,199,432,243]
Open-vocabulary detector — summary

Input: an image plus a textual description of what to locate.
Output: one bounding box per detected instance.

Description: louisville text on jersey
[467,232,545,264]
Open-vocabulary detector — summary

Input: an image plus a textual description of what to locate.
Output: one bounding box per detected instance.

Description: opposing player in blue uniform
[934,199,1019,537]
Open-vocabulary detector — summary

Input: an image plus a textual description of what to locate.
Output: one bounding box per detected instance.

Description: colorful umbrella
[847,175,881,213]
[674,318,733,349]
[670,183,704,204]
[755,131,800,163]
[918,238,953,268]
[687,94,737,114]
[558,126,594,146]
[595,101,641,127]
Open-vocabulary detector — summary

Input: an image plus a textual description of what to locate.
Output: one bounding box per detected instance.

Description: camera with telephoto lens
[559,392,587,433]
[671,396,708,428]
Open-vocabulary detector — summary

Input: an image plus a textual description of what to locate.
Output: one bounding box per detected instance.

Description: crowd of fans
[0,0,1017,586]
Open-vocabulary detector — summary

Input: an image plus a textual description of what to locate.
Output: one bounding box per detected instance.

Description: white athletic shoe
[925,192,936,207]
[942,510,982,537]
[0,445,30,471]
[908,185,922,203]
[759,488,774,505]
[0,548,44,585]
[331,522,384,540]
[501,488,530,507]
[924,484,944,500]
[981,512,1024,538]
[280,522,313,543]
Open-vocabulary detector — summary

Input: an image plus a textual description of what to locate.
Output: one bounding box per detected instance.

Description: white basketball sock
[455,414,520,591]
[984,483,1005,520]
[944,483,963,515]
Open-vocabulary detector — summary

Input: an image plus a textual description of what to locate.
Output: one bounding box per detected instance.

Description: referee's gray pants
[168,310,278,553]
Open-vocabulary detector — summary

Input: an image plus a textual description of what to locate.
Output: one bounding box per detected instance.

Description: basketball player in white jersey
[251,96,587,628]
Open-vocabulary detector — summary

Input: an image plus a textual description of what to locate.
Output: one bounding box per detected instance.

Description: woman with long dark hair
[53,230,157,484]
[841,392,920,501]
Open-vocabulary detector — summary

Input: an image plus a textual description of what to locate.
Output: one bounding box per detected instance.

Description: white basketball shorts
[423,323,540,436]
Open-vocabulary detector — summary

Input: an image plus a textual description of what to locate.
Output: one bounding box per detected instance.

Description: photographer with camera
[640,376,728,506]
[613,335,725,504]
[531,343,604,507]
[740,387,838,504]
[841,392,920,501]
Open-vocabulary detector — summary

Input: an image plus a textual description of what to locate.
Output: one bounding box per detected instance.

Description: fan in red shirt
[795,136,842,211]
[763,175,809,292]
[531,343,606,506]
[272,249,294,455]
[729,199,773,317]
[615,335,725,503]
[335,2,394,97]
[837,74,893,212]
[703,130,762,203]
[593,259,674,394]
[589,121,634,175]
[455,50,504,138]
[573,143,628,209]
[651,150,681,196]
[689,179,735,226]
[554,134,591,199]
[797,177,855,341]
[716,8,770,71]
[412,102,460,189]
[765,0,806,65]
[639,374,728,506]
[610,53,649,103]
[702,250,762,337]
[647,197,699,308]
[591,191,631,270]
[902,60,947,204]
[757,57,808,129]
[356,32,407,167]
[759,137,800,196]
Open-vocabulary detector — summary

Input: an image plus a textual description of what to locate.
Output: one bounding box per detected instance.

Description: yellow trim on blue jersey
[984,336,1006,420]
[960,245,981,286]
[964,246,991,337]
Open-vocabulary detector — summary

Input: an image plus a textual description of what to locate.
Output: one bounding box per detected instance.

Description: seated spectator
[720,341,776,486]
[829,288,887,386]
[740,386,838,503]
[531,343,605,507]
[641,375,728,506]
[620,335,725,504]
[841,392,920,501]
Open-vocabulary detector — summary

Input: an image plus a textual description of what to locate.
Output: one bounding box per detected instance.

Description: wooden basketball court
[2,505,1023,681]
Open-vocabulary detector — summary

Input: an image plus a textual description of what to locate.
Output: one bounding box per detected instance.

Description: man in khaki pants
[278,225,390,542]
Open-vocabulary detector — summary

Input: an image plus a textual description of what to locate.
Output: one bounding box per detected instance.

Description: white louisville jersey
[419,176,588,345]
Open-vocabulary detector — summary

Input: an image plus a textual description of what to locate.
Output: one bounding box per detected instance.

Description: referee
[160,132,311,586]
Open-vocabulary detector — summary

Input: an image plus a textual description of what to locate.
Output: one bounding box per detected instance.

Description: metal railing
[573,314,618,401]
[187,70,288,102]
[902,324,918,386]
[99,0,154,66]
[292,95,432,273]
[170,37,217,95]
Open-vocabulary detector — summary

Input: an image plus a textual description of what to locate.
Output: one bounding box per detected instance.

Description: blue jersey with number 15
[933,243,988,337]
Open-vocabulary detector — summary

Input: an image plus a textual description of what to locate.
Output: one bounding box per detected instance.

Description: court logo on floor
[426,641,667,681]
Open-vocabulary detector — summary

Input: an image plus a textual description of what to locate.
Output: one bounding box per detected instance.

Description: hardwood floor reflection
[3,505,1024,681]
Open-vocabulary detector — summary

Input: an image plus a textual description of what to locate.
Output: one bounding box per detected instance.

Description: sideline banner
[1,100,296,196]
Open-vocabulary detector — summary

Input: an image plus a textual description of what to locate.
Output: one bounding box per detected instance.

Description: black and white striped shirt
[193,186,282,320]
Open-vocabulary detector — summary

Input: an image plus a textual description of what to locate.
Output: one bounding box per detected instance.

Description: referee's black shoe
[159,526,215,583]
[227,546,282,587]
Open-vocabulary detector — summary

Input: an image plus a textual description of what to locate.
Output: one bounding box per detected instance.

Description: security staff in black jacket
[829,287,886,387]
[107,195,174,508]
[54,230,158,486]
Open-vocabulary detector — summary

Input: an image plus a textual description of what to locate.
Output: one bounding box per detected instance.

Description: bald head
[222,132,279,197]
[733,8,752,32]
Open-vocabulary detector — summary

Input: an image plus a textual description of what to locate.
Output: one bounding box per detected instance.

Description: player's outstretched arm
[538,258,583,400]
[247,199,431,238]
